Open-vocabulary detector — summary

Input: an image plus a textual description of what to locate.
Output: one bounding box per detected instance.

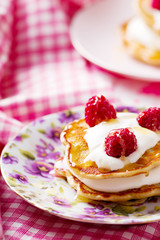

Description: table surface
[1,0,160,239]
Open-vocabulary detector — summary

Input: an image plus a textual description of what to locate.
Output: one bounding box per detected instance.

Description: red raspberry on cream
[104,128,137,158]
[85,95,116,127]
[137,107,160,131]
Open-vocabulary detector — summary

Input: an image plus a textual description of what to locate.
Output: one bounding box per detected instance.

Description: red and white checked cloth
[1,0,160,239]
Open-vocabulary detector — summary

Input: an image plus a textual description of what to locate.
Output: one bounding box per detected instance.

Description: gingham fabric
[1,0,160,239]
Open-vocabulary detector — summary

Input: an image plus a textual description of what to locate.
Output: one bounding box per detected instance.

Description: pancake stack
[54,95,160,202]
[121,0,160,65]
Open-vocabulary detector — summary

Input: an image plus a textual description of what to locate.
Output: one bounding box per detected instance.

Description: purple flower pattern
[35,139,61,161]
[14,135,23,141]
[45,126,62,144]
[32,118,45,126]
[84,203,114,217]
[2,153,18,164]
[53,197,70,208]
[58,111,80,124]
[10,173,28,184]
[116,106,140,113]
[24,161,54,178]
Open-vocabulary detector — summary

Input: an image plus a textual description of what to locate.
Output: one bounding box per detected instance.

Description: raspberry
[137,107,160,131]
[152,0,160,10]
[85,95,116,127]
[105,128,137,158]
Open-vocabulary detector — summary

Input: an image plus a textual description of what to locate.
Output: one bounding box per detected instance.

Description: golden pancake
[56,108,160,202]
[61,118,160,180]
[65,169,160,202]
[54,159,147,204]
[121,21,160,66]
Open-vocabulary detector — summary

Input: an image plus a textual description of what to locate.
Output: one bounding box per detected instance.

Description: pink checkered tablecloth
[1,0,160,239]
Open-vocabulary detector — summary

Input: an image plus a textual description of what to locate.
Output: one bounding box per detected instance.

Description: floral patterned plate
[2,106,160,225]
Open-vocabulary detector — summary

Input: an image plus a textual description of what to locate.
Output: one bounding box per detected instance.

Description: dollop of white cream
[125,16,160,50]
[64,157,160,193]
[84,112,160,171]
[75,165,160,192]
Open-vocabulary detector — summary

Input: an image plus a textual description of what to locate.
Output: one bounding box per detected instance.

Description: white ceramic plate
[2,106,160,224]
[70,0,160,81]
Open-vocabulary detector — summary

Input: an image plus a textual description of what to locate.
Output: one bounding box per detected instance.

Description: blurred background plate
[70,0,160,81]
